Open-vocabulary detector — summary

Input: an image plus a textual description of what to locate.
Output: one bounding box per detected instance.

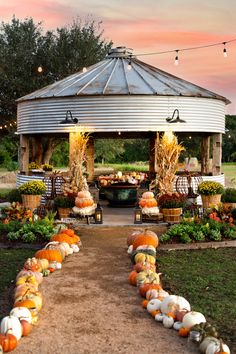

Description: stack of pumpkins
[72,190,96,217]
[0,228,81,353]
[126,230,231,354]
[139,191,159,216]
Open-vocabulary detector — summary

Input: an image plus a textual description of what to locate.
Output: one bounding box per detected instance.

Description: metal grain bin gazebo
[17,46,230,182]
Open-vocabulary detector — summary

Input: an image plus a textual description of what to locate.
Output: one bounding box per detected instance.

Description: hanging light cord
[132,38,236,57]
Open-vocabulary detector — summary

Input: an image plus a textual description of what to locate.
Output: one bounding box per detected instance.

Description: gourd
[48,261,62,270]
[191,322,219,340]
[133,262,156,273]
[16,270,43,284]
[14,284,38,299]
[0,316,22,341]
[10,307,32,323]
[0,333,18,352]
[35,248,63,263]
[16,275,38,287]
[136,245,156,252]
[132,231,159,250]
[134,252,156,265]
[139,283,162,298]
[77,191,91,199]
[160,295,191,315]
[20,320,32,336]
[147,299,162,313]
[58,242,71,256]
[13,299,36,310]
[131,249,156,264]
[163,315,174,328]
[70,244,80,253]
[199,337,220,353]
[136,271,161,287]
[182,311,206,329]
[15,292,43,312]
[37,258,49,271]
[142,192,155,199]
[24,257,41,272]
[128,271,138,286]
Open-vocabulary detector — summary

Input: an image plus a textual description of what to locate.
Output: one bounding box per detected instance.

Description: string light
[174,50,179,66]
[0,121,17,130]
[131,38,236,58]
[37,65,43,73]
[223,42,227,58]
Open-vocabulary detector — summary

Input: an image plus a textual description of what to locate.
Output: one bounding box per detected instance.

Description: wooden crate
[142,213,163,223]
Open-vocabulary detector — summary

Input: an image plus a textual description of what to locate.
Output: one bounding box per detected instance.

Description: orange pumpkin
[139,199,147,208]
[14,299,36,310]
[133,231,159,250]
[128,271,138,286]
[75,197,94,208]
[51,233,80,245]
[35,249,63,263]
[20,320,32,336]
[179,327,190,337]
[126,231,141,246]
[60,228,75,237]
[0,333,18,352]
[145,199,157,208]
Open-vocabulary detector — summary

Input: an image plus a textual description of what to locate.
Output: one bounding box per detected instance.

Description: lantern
[95,203,103,224]
[134,204,142,224]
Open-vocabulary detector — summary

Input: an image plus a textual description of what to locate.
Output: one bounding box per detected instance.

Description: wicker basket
[201,194,221,208]
[21,194,42,210]
[161,208,182,223]
[223,202,236,211]
[58,207,71,219]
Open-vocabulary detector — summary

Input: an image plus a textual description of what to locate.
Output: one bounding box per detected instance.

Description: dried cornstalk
[70,130,90,192]
[155,132,185,195]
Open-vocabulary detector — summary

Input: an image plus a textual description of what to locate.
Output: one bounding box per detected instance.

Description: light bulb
[174,50,179,66]
[37,65,43,73]
[223,48,227,58]
[82,67,87,73]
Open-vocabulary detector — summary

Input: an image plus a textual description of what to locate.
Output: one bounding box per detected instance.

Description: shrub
[221,188,236,203]
[6,189,22,203]
[54,195,75,208]
[28,162,40,170]
[158,192,186,209]
[18,180,46,195]
[197,181,224,196]
[42,163,53,171]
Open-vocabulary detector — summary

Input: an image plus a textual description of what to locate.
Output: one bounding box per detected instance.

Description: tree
[0,16,112,164]
[222,115,236,162]
[95,139,125,164]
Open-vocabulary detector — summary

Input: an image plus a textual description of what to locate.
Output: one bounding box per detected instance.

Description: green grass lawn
[158,248,236,351]
[222,163,236,187]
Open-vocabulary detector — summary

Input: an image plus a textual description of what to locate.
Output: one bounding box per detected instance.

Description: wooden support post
[149,132,158,177]
[19,135,29,173]
[212,133,222,175]
[86,137,94,182]
[201,135,210,175]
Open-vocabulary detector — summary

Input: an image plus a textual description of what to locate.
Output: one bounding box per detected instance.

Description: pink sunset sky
[1,0,236,114]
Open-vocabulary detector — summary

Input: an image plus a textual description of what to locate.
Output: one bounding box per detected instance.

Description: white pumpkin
[127,245,133,254]
[160,295,191,315]
[173,321,183,331]
[182,311,206,329]
[10,307,32,323]
[147,299,162,313]
[71,244,80,253]
[155,313,164,322]
[146,289,159,300]
[0,315,22,340]
[48,261,62,270]
[0,344,3,354]
[199,337,220,353]
[163,315,174,328]
[206,341,230,354]
[67,247,74,255]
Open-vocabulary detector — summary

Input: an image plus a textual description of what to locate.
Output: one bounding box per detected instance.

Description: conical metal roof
[18,46,229,103]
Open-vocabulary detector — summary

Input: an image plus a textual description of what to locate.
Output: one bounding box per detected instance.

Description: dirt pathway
[13,227,198,354]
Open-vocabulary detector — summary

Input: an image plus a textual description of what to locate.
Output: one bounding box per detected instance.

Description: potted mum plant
[197,181,224,209]
[221,188,236,211]
[54,195,75,219]
[158,192,186,223]
[18,180,47,210]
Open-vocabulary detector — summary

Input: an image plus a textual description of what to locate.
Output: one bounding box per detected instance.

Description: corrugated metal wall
[17,96,225,134]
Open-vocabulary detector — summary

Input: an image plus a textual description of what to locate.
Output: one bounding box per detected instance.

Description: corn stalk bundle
[154,132,185,195]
